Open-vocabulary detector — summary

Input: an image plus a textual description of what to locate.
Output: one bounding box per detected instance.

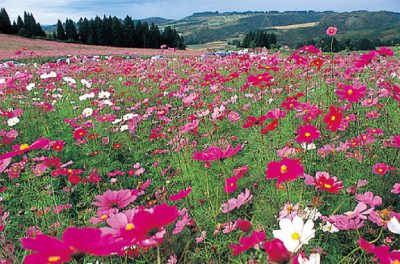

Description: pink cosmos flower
[227,111,240,122]
[221,188,253,213]
[192,144,243,162]
[263,238,291,264]
[296,124,321,144]
[169,187,192,201]
[391,183,400,194]
[335,84,366,103]
[373,162,394,176]
[179,119,199,134]
[265,158,305,184]
[224,176,238,193]
[355,192,382,207]
[91,189,136,211]
[0,137,50,161]
[326,26,337,36]
[229,231,266,255]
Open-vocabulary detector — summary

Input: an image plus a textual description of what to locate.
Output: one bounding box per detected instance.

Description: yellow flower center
[378,168,383,173]
[100,215,108,220]
[19,144,29,151]
[230,182,234,187]
[331,116,336,121]
[368,100,372,103]
[324,183,332,189]
[48,256,61,262]
[125,223,135,231]
[305,132,311,137]
[280,165,288,173]
[347,89,353,95]
[291,232,300,240]
[393,260,400,264]
[258,76,263,80]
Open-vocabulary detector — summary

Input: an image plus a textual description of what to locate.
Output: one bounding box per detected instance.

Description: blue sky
[2,0,399,24]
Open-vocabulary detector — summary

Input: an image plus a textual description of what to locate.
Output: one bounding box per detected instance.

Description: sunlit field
[0,37,399,263]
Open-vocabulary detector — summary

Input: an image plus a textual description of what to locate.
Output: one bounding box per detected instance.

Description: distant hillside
[158,10,400,46]
[40,10,400,47]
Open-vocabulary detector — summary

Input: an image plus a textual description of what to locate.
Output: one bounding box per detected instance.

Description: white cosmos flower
[111,118,122,124]
[123,113,137,121]
[26,83,35,91]
[120,125,128,132]
[81,79,91,88]
[40,71,57,79]
[7,117,20,127]
[298,253,320,264]
[388,217,400,234]
[320,222,339,233]
[273,215,315,253]
[82,108,93,117]
[98,90,111,99]
[0,78,5,84]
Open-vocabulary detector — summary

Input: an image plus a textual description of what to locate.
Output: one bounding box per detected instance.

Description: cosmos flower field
[0,39,399,263]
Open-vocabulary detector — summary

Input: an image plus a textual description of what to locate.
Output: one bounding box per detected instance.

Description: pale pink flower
[91,189,136,211]
[355,192,382,207]
[221,189,252,213]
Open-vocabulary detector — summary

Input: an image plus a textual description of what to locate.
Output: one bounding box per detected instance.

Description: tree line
[0,8,45,37]
[56,16,186,49]
[238,30,277,48]
[0,8,186,49]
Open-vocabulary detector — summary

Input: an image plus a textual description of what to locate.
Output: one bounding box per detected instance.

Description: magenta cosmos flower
[91,189,136,211]
[265,158,305,184]
[326,26,337,36]
[22,227,127,263]
[0,137,50,161]
[192,144,243,162]
[296,124,321,144]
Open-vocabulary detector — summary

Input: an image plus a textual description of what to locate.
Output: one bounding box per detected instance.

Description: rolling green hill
[159,10,400,46]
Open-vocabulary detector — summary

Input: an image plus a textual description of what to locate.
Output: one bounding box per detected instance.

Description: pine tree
[123,16,135,47]
[56,20,66,40]
[0,8,13,34]
[111,16,123,46]
[65,19,78,41]
[78,18,90,44]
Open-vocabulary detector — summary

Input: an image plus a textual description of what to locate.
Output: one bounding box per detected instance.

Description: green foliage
[65,19,78,41]
[0,8,13,34]
[240,30,277,48]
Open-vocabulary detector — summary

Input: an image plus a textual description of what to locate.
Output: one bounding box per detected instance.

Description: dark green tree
[65,19,78,41]
[123,15,135,47]
[56,20,66,40]
[111,16,123,46]
[0,8,13,34]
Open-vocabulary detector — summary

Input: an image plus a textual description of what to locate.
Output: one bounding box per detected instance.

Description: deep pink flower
[0,137,50,161]
[263,238,291,263]
[371,245,400,264]
[224,176,238,193]
[296,124,321,144]
[373,162,394,176]
[265,158,304,184]
[121,203,179,242]
[169,187,192,201]
[192,144,243,162]
[229,231,266,255]
[313,171,343,194]
[91,189,136,211]
[335,84,366,103]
